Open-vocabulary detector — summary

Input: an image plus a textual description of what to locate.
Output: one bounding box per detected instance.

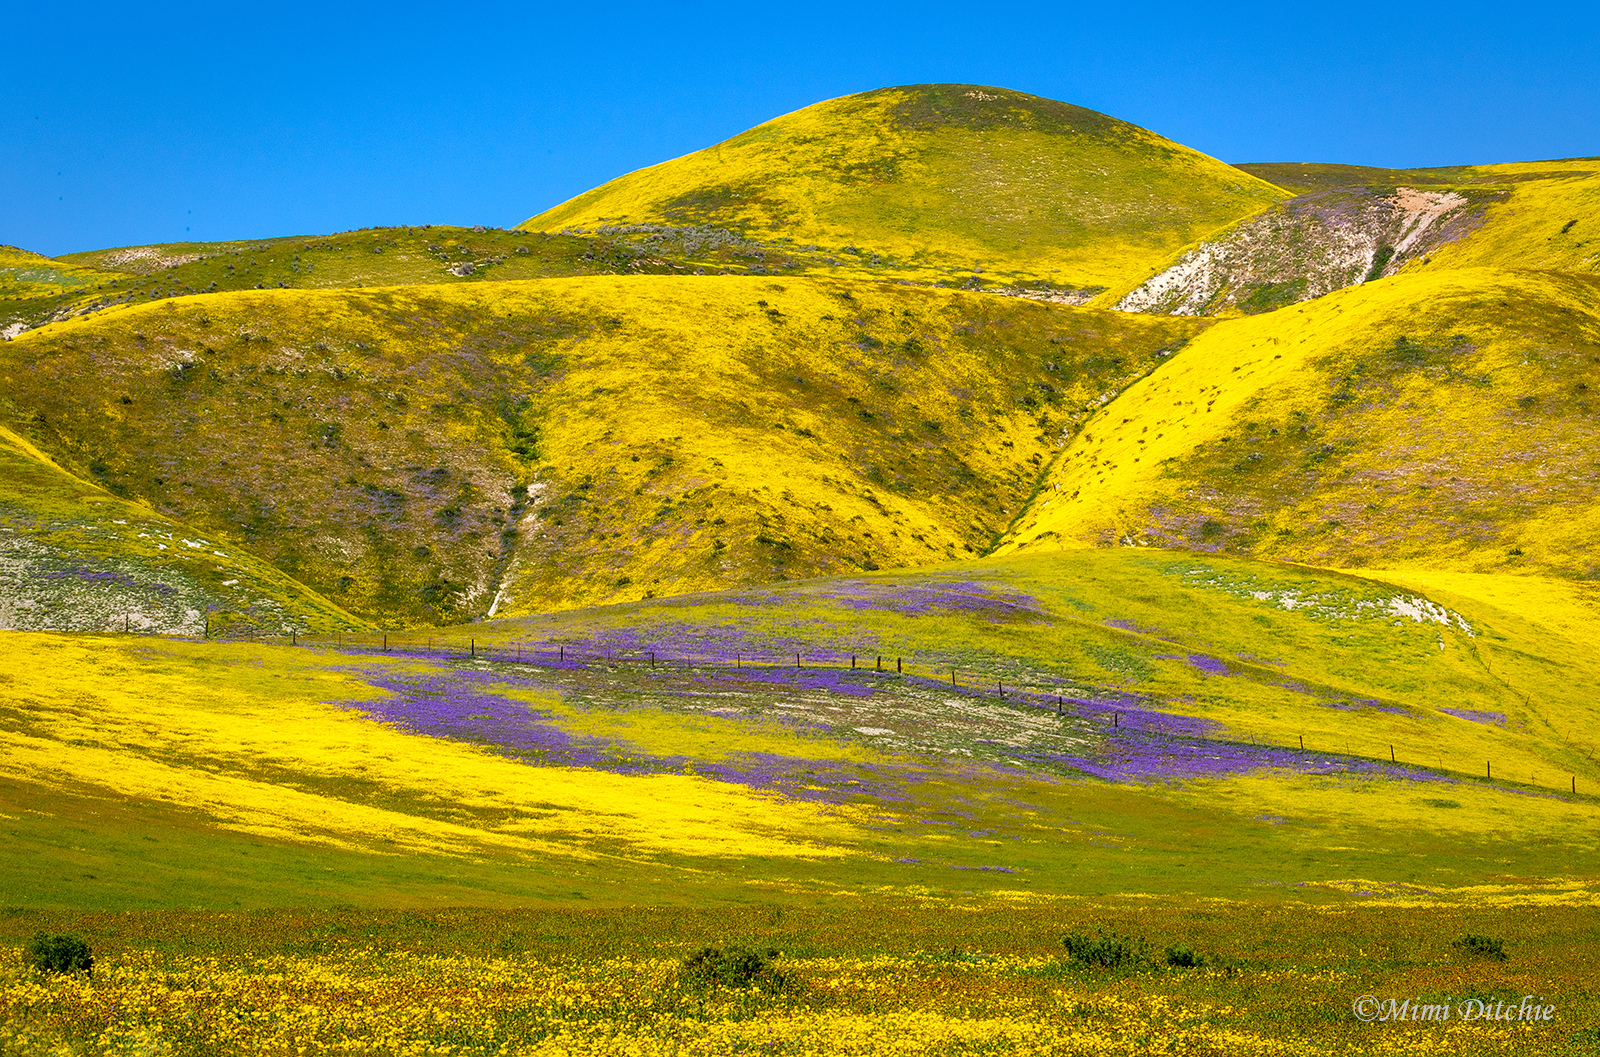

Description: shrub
[1062,928,1148,970]
[1165,944,1204,968]
[27,934,92,976]
[1453,934,1507,961]
[678,945,789,991]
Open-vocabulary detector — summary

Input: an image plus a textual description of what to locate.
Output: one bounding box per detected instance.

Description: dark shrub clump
[1453,934,1507,961]
[679,945,789,991]
[27,934,93,976]
[1062,928,1148,970]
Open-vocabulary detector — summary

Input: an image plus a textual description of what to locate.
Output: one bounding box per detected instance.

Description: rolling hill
[0,275,1201,625]
[2,225,723,340]
[520,84,1289,301]
[1001,266,1600,577]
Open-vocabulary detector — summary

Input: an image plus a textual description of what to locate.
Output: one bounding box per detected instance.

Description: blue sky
[5,1,1597,256]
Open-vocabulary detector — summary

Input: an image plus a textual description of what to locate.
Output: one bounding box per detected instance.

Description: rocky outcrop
[1116,186,1497,316]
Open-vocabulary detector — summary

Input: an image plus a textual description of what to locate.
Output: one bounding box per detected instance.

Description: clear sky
[5,1,1597,256]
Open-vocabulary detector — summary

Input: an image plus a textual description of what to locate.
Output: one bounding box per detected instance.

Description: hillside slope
[0,276,1202,625]
[0,426,362,634]
[1001,267,1600,576]
[0,245,128,339]
[1116,159,1599,316]
[521,84,1287,299]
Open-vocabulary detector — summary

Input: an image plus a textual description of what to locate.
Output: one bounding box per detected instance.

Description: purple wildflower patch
[1439,706,1506,727]
[38,568,137,585]
[352,664,907,804]
[1186,653,1230,675]
[1025,730,1453,785]
[812,579,1044,619]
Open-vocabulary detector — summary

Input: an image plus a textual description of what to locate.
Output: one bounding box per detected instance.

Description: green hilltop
[520,84,1289,301]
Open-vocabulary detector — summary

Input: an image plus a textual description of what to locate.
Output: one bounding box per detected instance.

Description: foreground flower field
[1,902,1591,1056]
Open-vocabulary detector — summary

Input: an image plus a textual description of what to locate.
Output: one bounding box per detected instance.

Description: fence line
[133,626,1589,798]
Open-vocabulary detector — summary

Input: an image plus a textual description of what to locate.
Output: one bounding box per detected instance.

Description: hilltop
[521,84,1288,301]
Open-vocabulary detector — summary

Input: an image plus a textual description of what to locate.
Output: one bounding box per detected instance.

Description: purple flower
[1439,706,1506,727]
[1187,653,1229,675]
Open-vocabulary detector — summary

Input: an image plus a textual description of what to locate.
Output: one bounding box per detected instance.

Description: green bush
[1062,928,1148,970]
[1164,944,1204,968]
[679,945,788,991]
[27,933,93,976]
[1452,934,1507,961]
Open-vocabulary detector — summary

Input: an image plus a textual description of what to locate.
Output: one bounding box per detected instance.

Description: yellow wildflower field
[0,634,868,864]
[1,900,1589,1056]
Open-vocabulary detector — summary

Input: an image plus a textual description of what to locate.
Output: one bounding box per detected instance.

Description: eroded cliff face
[1116,186,1499,316]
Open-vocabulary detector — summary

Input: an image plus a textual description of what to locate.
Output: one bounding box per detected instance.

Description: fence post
[1299,734,1303,750]
[796,652,801,668]
[1114,712,1119,729]
[1390,744,1395,763]
[876,655,882,672]
[998,680,1003,697]
[559,645,564,662]
[1487,761,1491,779]
[383,633,388,652]
[951,670,956,689]
[851,655,856,670]
[897,657,901,673]
[471,638,475,658]
[650,651,656,668]
[736,652,741,668]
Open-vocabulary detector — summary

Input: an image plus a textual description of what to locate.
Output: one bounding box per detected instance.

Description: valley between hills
[2,81,1600,1057]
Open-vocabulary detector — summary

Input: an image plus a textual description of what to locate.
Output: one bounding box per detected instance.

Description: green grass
[3,225,729,338]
